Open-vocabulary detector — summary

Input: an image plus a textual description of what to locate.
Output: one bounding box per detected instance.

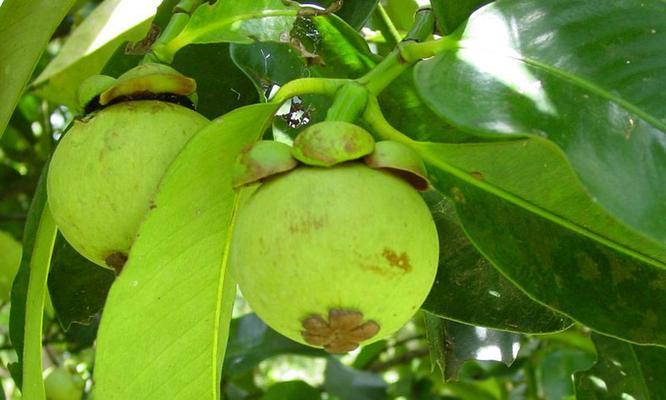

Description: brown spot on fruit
[382,249,411,272]
[105,252,128,275]
[301,309,380,353]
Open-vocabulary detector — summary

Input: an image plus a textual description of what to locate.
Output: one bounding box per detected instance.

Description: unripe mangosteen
[230,122,439,353]
[47,64,208,271]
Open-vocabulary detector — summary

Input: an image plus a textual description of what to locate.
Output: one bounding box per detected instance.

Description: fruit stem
[144,0,204,64]
[361,95,414,146]
[270,78,348,105]
[325,82,368,123]
[357,8,457,96]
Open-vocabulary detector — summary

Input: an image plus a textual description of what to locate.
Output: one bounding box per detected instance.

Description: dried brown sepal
[301,309,380,354]
[364,141,430,191]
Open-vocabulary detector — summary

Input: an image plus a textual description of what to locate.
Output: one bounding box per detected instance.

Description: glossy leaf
[324,358,387,400]
[574,333,666,399]
[8,166,57,398]
[424,313,521,381]
[430,0,492,34]
[421,191,571,333]
[31,0,161,108]
[416,0,666,242]
[0,0,75,136]
[48,234,115,328]
[412,138,666,346]
[223,313,325,377]
[93,103,280,399]
[158,0,300,62]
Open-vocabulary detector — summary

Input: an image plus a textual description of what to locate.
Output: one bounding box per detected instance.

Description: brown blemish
[105,252,128,275]
[382,248,411,272]
[301,309,380,353]
[289,215,326,234]
[470,171,484,181]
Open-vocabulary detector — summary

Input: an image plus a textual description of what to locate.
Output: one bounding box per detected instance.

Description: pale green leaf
[93,103,279,399]
[32,0,161,108]
[0,0,76,136]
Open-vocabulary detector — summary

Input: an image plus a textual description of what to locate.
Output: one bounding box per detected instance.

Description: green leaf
[93,103,279,399]
[8,164,58,398]
[539,346,595,400]
[297,0,380,30]
[171,44,259,119]
[424,313,521,380]
[574,333,666,399]
[47,234,114,328]
[324,358,387,400]
[421,191,571,333]
[0,230,22,302]
[383,0,418,32]
[262,380,321,400]
[430,0,492,34]
[412,136,666,346]
[415,0,666,242]
[31,0,161,108]
[223,313,325,377]
[158,0,301,62]
[0,0,76,136]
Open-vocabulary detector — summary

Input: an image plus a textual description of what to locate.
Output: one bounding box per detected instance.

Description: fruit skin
[47,101,208,269]
[231,163,439,351]
[0,230,22,301]
[43,366,84,400]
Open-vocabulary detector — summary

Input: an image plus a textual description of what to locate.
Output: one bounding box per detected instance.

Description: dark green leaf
[262,380,321,400]
[574,334,666,399]
[422,191,571,333]
[416,0,666,242]
[0,0,76,136]
[417,139,666,344]
[539,346,595,400]
[48,234,115,329]
[223,313,325,377]
[324,358,387,400]
[408,136,666,345]
[172,44,258,119]
[424,313,521,380]
[430,0,492,34]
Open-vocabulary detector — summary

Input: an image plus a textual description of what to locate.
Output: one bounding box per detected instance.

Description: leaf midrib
[418,145,666,269]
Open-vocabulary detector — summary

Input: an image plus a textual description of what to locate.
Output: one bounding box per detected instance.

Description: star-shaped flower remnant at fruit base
[301,309,380,353]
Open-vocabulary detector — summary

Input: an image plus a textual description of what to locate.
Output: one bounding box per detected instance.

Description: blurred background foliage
[0,0,644,398]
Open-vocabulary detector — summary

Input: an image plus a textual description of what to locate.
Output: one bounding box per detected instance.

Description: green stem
[325,82,368,122]
[22,205,57,400]
[270,78,348,105]
[144,0,204,64]
[357,8,436,95]
[361,95,414,145]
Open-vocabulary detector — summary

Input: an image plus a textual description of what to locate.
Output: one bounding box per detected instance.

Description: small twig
[367,348,429,372]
